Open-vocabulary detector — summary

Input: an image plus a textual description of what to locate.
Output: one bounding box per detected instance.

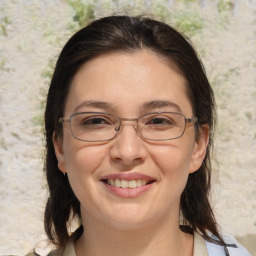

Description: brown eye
[72,115,114,131]
[82,117,111,125]
[145,116,175,127]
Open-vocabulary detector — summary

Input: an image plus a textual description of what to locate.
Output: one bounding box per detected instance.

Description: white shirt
[205,233,252,256]
[48,230,252,256]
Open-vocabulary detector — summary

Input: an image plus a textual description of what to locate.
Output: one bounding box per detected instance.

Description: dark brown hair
[44,15,221,248]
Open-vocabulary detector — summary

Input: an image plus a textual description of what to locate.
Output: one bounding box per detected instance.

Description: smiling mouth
[102,179,155,189]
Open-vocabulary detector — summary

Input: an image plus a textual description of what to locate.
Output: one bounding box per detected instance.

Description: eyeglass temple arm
[59,117,70,123]
[186,117,198,123]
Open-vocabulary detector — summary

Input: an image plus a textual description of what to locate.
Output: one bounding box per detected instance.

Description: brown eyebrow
[73,101,115,113]
[142,100,181,112]
[72,100,181,114]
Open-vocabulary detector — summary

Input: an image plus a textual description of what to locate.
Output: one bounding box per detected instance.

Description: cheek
[147,143,194,211]
[149,143,193,175]
[63,140,107,176]
[63,143,108,203]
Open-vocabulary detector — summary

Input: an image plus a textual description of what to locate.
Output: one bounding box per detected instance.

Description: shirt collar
[62,229,209,256]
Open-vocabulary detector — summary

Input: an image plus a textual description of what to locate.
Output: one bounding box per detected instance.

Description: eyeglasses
[59,112,198,142]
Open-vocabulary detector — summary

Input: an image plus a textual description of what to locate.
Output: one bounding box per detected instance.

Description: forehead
[65,50,192,116]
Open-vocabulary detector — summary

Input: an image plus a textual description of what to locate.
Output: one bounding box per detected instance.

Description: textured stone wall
[0,0,255,255]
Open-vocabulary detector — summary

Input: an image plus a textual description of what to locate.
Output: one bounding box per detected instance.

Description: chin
[101,208,157,231]
[108,217,152,231]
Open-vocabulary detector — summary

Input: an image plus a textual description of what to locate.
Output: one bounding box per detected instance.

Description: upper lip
[100,172,156,181]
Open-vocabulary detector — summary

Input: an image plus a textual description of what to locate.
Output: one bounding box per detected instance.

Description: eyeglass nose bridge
[114,117,140,135]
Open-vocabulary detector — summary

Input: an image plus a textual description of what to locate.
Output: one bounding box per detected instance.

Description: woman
[44,15,251,256]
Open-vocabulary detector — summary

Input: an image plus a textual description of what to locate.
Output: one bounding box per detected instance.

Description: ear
[189,125,210,173]
[52,131,68,174]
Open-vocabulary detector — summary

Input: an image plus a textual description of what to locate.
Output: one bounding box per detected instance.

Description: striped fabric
[47,229,252,256]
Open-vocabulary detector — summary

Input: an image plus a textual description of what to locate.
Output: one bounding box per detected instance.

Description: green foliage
[36,58,56,126]
[32,89,47,127]
[0,55,10,72]
[210,67,240,91]
[217,0,233,13]
[67,0,95,27]
[245,112,252,120]
[177,0,198,2]
[215,0,233,27]
[151,1,171,22]
[65,0,207,37]
[0,58,5,70]
[41,58,56,84]
[32,111,44,127]
[0,15,11,36]
[172,10,203,37]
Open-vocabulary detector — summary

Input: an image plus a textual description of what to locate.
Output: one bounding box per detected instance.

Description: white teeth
[115,179,121,187]
[136,180,142,187]
[128,180,136,189]
[121,180,128,188]
[106,179,150,189]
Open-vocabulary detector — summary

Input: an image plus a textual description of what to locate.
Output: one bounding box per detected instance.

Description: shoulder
[25,248,63,256]
[47,248,64,256]
[205,234,252,256]
[25,249,62,256]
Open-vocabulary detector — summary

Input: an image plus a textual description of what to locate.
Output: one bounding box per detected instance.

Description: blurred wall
[0,0,255,255]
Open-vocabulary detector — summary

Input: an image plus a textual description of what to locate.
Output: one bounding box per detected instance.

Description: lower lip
[103,182,154,198]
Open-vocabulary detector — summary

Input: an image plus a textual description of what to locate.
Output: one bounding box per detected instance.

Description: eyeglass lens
[69,112,187,142]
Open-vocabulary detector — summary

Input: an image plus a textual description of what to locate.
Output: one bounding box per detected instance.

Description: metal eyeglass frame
[59,111,198,142]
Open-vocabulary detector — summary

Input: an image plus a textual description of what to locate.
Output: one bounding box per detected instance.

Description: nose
[109,122,147,168]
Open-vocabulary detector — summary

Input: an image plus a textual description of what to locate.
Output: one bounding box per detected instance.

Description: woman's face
[53,50,208,230]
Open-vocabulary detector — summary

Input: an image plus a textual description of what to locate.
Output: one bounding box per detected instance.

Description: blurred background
[0,0,255,255]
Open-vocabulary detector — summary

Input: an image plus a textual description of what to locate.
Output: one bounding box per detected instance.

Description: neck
[75,211,192,256]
